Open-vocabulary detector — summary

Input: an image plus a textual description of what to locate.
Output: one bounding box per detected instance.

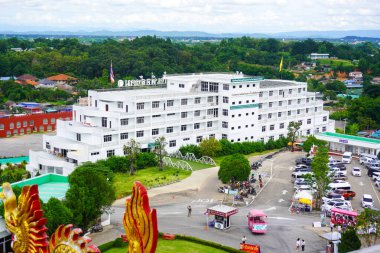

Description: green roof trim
[230,103,259,110]
[317,132,380,144]
[230,77,264,83]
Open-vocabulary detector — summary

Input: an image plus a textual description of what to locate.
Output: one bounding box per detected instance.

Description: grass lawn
[113,167,192,198]
[104,239,229,253]
[317,59,354,68]
[214,148,281,165]
[169,157,214,170]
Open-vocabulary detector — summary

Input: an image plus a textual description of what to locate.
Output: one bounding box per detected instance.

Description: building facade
[27,73,334,176]
[309,53,329,60]
[0,111,72,138]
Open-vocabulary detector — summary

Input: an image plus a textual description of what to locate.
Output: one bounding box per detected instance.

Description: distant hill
[1,29,380,39]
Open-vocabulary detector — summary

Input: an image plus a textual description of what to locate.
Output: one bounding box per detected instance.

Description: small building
[16,74,39,86]
[349,71,363,81]
[16,102,42,113]
[309,53,329,60]
[316,132,380,157]
[47,74,78,86]
[38,78,56,88]
[206,204,238,229]
[371,77,380,85]
[4,100,16,108]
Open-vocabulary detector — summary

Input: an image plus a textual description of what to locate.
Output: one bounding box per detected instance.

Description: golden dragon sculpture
[1,181,159,253]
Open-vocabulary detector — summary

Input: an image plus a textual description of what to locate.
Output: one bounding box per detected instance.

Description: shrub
[199,138,222,157]
[113,237,124,247]
[97,156,130,173]
[136,152,158,169]
[175,234,241,253]
[339,228,361,253]
[179,144,202,158]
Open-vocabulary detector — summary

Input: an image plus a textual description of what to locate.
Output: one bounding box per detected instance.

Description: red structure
[0,111,72,138]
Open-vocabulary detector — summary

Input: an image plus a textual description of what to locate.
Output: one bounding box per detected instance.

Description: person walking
[187,205,192,217]
[241,234,247,244]
[301,239,305,251]
[296,238,300,251]
[330,221,334,232]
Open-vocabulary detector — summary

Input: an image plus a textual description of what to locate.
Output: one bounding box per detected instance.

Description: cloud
[0,0,380,32]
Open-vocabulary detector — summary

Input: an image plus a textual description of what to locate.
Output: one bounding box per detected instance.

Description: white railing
[170,151,216,166]
[163,157,192,171]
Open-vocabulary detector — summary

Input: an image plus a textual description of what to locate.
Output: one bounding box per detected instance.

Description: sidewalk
[112,166,219,207]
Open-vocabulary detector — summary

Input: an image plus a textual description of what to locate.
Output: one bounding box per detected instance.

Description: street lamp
[343,119,347,134]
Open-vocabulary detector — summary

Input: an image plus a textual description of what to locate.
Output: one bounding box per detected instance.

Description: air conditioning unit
[215,222,224,229]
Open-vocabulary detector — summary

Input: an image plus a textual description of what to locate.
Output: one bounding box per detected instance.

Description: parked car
[351,167,361,177]
[323,192,345,202]
[368,163,380,170]
[333,189,356,200]
[322,199,352,215]
[361,194,374,208]
[331,172,347,181]
[368,168,380,177]
[372,172,380,181]
[296,157,313,165]
[375,179,380,189]
[342,152,352,164]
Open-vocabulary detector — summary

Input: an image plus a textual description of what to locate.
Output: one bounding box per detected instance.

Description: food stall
[206,204,238,229]
[292,190,313,212]
[248,209,268,234]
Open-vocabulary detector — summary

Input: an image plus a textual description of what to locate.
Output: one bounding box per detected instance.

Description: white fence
[170,151,216,166]
[163,157,193,171]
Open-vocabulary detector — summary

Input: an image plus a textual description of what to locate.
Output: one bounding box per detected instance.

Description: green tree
[65,164,115,231]
[179,144,202,158]
[339,228,361,253]
[346,123,360,135]
[309,146,330,209]
[218,154,250,184]
[123,139,140,175]
[356,208,380,247]
[302,136,327,153]
[199,138,222,157]
[154,136,167,171]
[42,198,73,236]
[287,121,302,152]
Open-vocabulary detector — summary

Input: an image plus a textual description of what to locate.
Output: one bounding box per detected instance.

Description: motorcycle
[89,224,103,233]
[218,186,227,193]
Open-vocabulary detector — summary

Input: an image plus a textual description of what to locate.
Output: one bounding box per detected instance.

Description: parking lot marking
[267,216,295,221]
[191,199,214,203]
[289,166,293,171]
[359,182,364,186]
[282,190,288,195]
[263,207,276,211]
[278,199,284,203]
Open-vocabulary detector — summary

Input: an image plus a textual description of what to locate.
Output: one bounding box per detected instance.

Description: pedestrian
[301,239,305,251]
[242,234,247,244]
[330,221,334,232]
[187,205,192,217]
[296,238,300,251]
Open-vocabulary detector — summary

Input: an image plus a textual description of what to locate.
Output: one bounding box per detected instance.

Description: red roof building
[47,74,78,85]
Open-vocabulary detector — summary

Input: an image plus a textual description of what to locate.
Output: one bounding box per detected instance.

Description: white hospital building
[27,73,334,176]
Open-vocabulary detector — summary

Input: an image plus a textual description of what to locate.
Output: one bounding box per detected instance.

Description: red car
[333,189,356,200]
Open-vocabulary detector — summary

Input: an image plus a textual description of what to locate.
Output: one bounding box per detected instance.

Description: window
[120,118,128,126]
[246,100,249,103]
[179,83,185,88]
[306,108,309,113]
[152,114,161,118]
[125,105,128,112]
[278,112,282,117]
[222,122,228,128]
[269,136,274,140]
[46,142,50,149]
[183,138,190,141]
[209,82,219,93]
[307,119,311,124]
[223,96,229,103]
[223,109,228,116]
[238,114,241,117]
[42,119,47,125]
[232,114,235,118]
[270,125,274,130]
[195,97,201,104]
[269,102,273,107]
[95,100,97,107]
[91,152,100,156]
[239,85,242,88]
[76,133,81,141]
[306,98,309,103]
[238,126,241,129]
[323,116,327,122]
[181,99,188,105]
[196,136,202,143]
[167,113,175,116]
[137,117,144,124]
[117,102,123,108]
[258,115,262,120]
[268,113,272,119]
[258,103,262,109]
[223,84,229,90]
[152,129,159,135]
[262,126,266,132]
[207,96,213,103]
[297,99,301,104]
[102,117,107,127]
[288,111,291,116]
[222,134,228,139]
[136,131,144,137]
[297,109,300,114]
[121,133,128,140]
[251,112,254,115]
[201,81,208,91]
[0,124,3,130]
[181,112,188,118]
[239,101,242,104]
[233,86,236,89]
[30,120,34,126]
[207,121,212,127]
[246,113,248,116]
[315,107,318,112]
[245,125,248,128]
[105,104,109,111]
[306,129,311,135]
[232,102,235,105]
[23,120,27,127]
[259,92,263,97]
[251,124,254,127]
[269,91,273,96]
[166,127,173,133]
[279,134,284,138]
[194,110,200,117]
[137,103,144,110]
[298,88,302,93]
[280,123,284,129]
[209,134,215,138]
[169,140,176,147]
[167,100,174,107]
[288,100,292,105]
[298,120,303,125]
[181,125,187,131]
[107,150,115,157]
[104,135,112,142]
[194,123,200,129]
[51,118,55,124]
[279,101,282,106]
[322,126,326,131]
[152,101,160,108]
[289,89,292,94]
[279,90,283,95]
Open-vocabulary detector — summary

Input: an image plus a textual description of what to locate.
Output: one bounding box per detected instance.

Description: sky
[0,0,380,33]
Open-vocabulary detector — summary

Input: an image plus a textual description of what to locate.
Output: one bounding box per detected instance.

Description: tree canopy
[218,154,250,184]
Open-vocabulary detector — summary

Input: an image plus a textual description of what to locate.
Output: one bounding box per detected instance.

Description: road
[107,151,327,253]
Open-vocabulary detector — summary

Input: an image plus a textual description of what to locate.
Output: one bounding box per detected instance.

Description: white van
[342,152,352,164]
[359,153,378,165]
[328,182,352,191]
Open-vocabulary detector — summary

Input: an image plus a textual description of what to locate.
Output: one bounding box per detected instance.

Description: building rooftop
[317,132,380,144]
[17,74,38,81]
[259,80,302,88]
[164,72,263,84]
[48,74,78,81]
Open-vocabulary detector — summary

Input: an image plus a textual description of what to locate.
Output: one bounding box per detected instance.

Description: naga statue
[0,181,158,253]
